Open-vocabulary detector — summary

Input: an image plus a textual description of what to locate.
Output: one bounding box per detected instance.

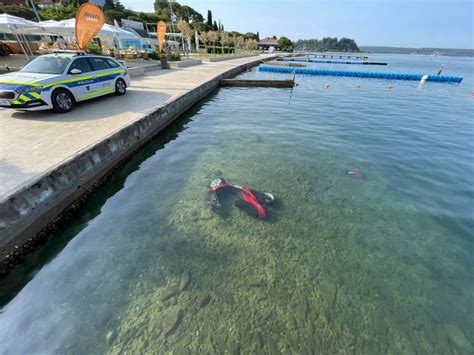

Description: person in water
[209,178,275,220]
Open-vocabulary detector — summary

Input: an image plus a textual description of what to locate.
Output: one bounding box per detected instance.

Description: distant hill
[360,46,474,57]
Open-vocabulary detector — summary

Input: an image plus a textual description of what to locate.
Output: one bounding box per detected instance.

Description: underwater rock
[295,300,308,322]
[105,330,116,346]
[266,337,279,354]
[248,276,265,287]
[254,332,263,349]
[198,293,211,308]
[182,334,193,345]
[150,270,166,287]
[160,286,179,302]
[319,280,337,307]
[172,344,190,355]
[179,271,191,291]
[200,210,213,220]
[446,323,472,350]
[227,340,240,355]
[170,297,177,306]
[207,170,223,178]
[162,307,183,337]
[203,337,215,353]
[308,321,315,337]
[374,315,388,337]
[288,315,297,329]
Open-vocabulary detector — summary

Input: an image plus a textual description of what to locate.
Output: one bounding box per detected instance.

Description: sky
[120,0,474,48]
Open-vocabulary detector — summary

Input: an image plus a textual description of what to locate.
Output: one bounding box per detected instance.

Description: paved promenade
[0,55,271,198]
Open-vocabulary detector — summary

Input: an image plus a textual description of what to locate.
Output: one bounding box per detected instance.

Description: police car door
[87,57,115,96]
[67,57,95,100]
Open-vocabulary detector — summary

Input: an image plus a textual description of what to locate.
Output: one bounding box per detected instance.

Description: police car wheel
[115,79,126,95]
[52,89,74,113]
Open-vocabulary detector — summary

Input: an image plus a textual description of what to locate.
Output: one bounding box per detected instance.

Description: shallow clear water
[0,54,473,354]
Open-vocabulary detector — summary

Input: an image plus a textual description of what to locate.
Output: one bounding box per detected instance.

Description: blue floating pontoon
[279,58,387,65]
[259,65,463,83]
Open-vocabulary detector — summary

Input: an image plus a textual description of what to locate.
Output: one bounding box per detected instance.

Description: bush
[87,43,102,55]
[168,51,181,61]
[148,51,159,60]
[199,45,235,54]
[0,42,10,57]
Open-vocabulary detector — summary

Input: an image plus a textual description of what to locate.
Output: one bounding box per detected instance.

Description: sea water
[0,54,473,354]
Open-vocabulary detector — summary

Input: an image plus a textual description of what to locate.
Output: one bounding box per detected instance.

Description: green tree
[0,5,38,21]
[206,10,212,28]
[199,31,210,52]
[244,32,258,40]
[213,20,218,31]
[207,30,218,53]
[39,2,79,21]
[175,5,203,23]
[278,36,292,50]
[292,37,360,52]
[192,21,207,32]
[104,0,115,11]
[220,31,231,53]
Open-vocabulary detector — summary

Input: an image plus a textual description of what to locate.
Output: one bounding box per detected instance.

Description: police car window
[89,58,109,71]
[69,58,92,74]
[20,56,70,74]
[105,58,120,68]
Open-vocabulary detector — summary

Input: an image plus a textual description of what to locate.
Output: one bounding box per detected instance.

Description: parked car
[0,51,130,113]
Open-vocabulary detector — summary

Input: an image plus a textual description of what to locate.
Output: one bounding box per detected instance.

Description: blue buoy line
[259,65,463,83]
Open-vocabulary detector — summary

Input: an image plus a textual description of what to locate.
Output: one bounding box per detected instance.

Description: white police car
[0,51,130,113]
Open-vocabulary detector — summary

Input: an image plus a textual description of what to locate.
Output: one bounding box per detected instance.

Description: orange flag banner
[157,20,167,51]
[75,3,106,50]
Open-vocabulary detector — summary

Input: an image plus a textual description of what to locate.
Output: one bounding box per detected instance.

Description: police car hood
[0,72,61,89]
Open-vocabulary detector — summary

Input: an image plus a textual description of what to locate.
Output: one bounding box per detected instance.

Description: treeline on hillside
[293,37,359,52]
[360,46,474,57]
[0,0,259,39]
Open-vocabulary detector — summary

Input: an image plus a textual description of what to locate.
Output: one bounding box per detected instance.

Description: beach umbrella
[0,14,42,59]
[100,24,141,40]
[39,19,141,40]
[38,18,76,36]
[0,14,41,34]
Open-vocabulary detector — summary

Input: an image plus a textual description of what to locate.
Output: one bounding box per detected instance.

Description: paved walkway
[0,55,272,198]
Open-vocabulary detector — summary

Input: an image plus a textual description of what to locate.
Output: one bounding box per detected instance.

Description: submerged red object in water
[348,169,365,180]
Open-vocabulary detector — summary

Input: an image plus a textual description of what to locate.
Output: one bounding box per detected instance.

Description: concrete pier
[0,54,276,273]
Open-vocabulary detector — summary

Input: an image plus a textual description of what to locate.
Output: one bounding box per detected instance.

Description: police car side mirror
[70,68,82,75]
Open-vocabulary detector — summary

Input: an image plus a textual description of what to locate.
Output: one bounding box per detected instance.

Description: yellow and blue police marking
[11,92,41,105]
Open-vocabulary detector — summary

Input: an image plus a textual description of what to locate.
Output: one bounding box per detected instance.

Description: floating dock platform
[259,65,463,83]
[266,61,307,68]
[279,58,387,66]
[310,54,369,60]
[220,79,294,88]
